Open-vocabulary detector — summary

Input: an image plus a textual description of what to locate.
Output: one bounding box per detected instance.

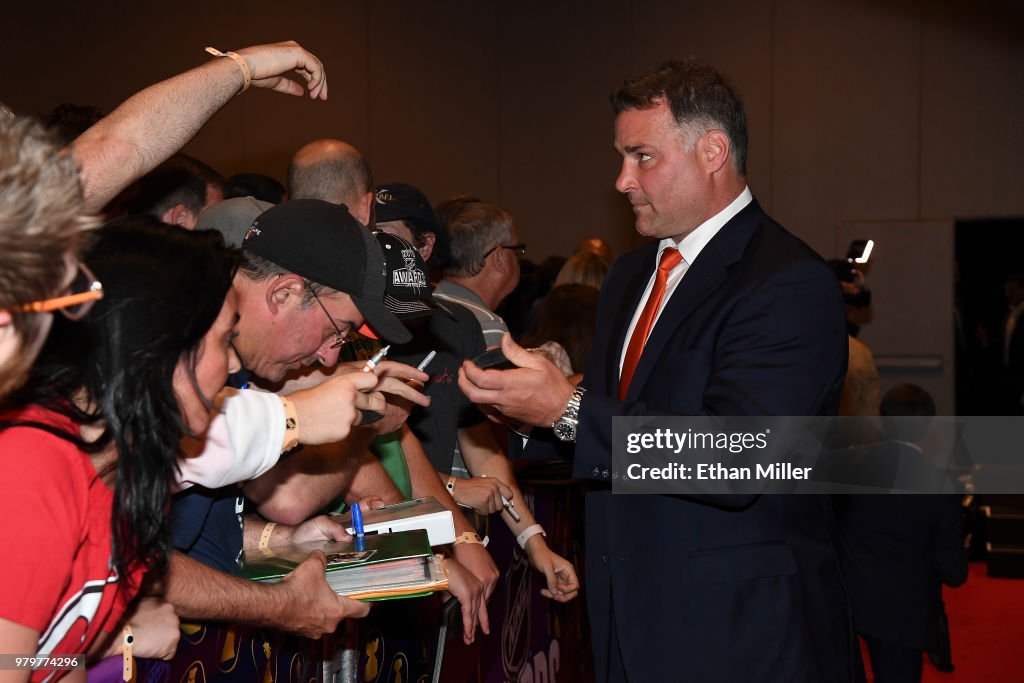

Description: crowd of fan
[0,40,604,680]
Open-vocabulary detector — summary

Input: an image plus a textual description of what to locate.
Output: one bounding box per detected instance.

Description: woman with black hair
[0,218,368,680]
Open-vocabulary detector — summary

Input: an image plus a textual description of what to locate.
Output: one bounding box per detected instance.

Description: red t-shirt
[0,405,145,681]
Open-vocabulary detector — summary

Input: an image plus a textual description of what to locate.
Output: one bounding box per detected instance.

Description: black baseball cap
[374,230,454,321]
[243,199,412,343]
[375,183,438,229]
[374,182,451,270]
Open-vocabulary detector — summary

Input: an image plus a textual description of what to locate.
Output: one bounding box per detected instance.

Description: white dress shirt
[619,186,753,378]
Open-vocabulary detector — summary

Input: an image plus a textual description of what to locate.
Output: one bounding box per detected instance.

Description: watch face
[554,421,576,442]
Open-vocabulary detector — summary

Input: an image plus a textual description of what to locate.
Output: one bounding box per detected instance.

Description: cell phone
[471,347,515,370]
[358,410,383,426]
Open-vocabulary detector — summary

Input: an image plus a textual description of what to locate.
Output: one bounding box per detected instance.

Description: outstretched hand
[289,369,385,445]
[459,333,574,428]
[236,40,328,100]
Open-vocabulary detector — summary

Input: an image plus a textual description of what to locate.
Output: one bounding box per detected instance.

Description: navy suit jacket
[572,199,852,682]
[833,444,967,650]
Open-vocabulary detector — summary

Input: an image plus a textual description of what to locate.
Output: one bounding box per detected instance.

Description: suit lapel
[622,201,764,402]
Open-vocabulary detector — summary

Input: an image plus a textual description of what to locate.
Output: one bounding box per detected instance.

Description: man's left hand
[289,514,352,545]
[459,333,574,428]
[524,538,580,603]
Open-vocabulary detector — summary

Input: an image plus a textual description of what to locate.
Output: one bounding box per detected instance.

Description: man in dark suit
[460,59,852,681]
[834,383,968,682]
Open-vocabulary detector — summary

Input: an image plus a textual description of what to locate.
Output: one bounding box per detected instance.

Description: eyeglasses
[307,284,351,350]
[482,243,527,259]
[12,261,104,321]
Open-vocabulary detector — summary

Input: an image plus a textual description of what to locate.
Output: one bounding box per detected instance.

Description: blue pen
[351,503,365,551]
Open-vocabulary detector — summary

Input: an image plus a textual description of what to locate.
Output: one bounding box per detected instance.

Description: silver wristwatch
[552,386,586,442]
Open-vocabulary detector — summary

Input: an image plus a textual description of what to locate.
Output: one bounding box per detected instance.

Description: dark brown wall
[3,0,1023,262]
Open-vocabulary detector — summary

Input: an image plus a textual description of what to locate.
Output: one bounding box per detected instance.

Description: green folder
[237,529,448,601]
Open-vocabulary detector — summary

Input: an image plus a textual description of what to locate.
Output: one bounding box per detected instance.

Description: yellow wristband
[204,47,252,93]
[453,531,484,546]
[259,522,277,551]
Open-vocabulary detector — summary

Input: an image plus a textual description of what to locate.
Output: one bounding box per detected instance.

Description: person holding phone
[459,59,851,682]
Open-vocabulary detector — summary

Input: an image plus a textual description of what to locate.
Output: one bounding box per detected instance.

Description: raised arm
[70,40,328,211]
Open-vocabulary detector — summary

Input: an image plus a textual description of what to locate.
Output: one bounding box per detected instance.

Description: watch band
[553,385,586,442]
[556,385,586,425]
[280,396,300,452]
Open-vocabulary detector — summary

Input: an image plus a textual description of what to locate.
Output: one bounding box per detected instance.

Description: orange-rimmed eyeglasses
[12,261,104,321]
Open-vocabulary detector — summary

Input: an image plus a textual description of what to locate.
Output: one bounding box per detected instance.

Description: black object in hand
[358,410,384,426]
[472,347,514,370]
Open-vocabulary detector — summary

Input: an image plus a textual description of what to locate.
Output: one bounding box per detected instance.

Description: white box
[332,496,456,547]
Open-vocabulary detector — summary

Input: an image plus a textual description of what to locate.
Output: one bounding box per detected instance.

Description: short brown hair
[611,58,748,175]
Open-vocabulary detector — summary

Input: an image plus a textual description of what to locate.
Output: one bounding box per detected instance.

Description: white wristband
[516,523,546,549]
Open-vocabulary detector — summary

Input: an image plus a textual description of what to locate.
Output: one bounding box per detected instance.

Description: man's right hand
[288,371,384,445]
[117,597,181,661]
[443,558,486,644]
[282,360,429,439]
[275,551,370,638]
[451,537,500,601]
[362,360,431,434]
[459,333,574,428]
[451,476,514,515]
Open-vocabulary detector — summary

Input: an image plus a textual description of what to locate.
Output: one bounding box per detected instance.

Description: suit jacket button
[591,467,600,477]
[601,469,609,478]
[602,554,609,565]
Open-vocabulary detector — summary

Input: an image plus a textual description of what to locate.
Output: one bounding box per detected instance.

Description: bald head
[575,237,613,265]
[288,139,374,222]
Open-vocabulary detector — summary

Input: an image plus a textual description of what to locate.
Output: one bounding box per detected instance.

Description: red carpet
[861,562,1024,682]
[920,562,1024,682]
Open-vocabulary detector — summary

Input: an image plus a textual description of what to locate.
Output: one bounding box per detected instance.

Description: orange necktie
[619,247,683,400]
